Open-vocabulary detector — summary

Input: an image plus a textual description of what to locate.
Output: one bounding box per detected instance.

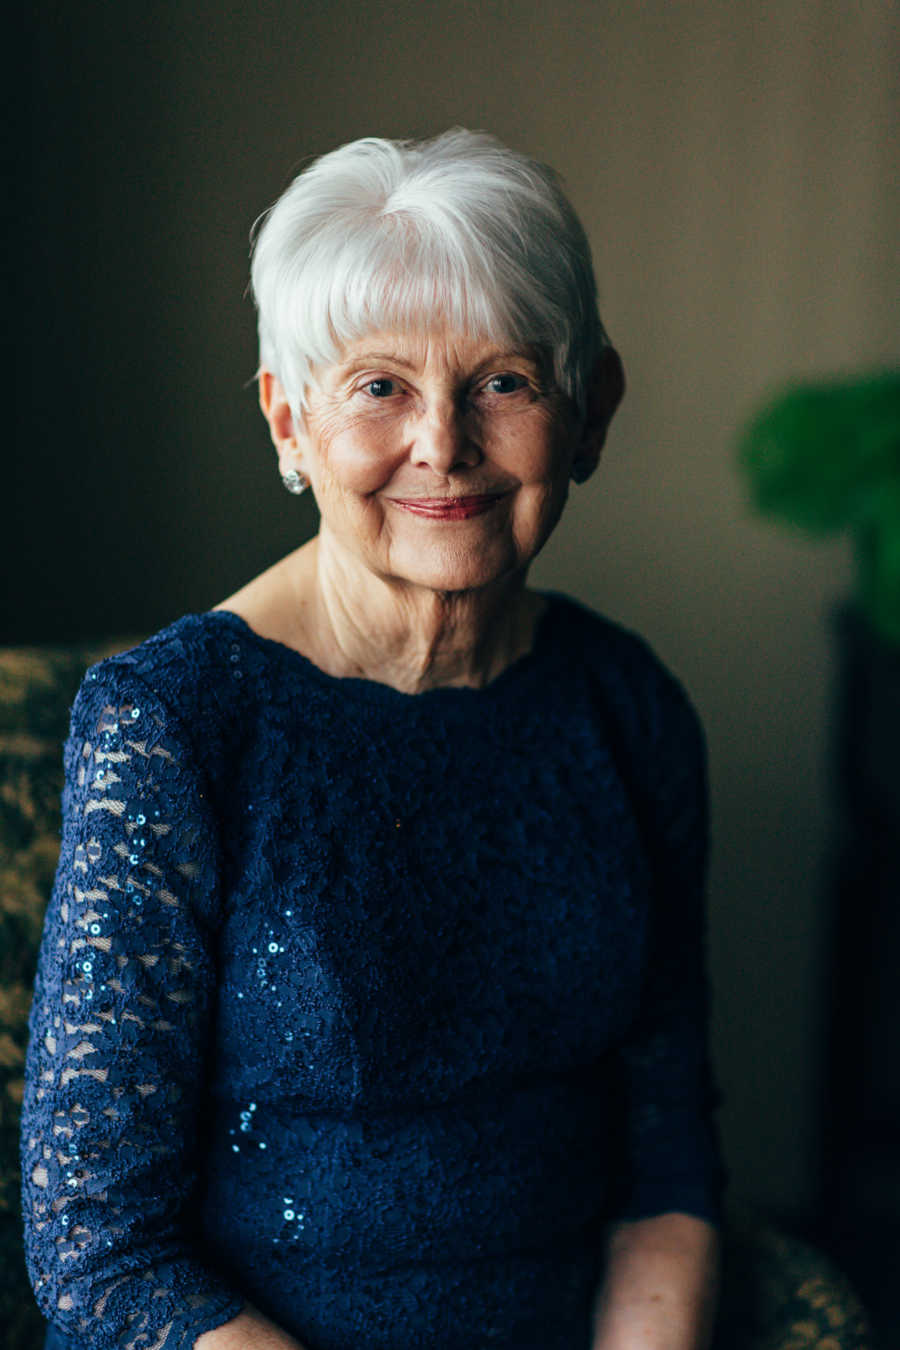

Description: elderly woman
[21,129,725,1350]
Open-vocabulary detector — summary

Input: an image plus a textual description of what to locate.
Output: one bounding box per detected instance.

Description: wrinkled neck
[301,532,544,693]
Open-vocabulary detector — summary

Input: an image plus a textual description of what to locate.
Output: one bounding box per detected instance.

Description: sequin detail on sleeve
[20,672,245,1349]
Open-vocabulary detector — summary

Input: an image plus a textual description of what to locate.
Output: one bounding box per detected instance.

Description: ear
[258,369,304,476]
[570,346,625,483]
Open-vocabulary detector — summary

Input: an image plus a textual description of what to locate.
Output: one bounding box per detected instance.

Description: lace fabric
[21,593,725,1350]
[20,676,245,1347]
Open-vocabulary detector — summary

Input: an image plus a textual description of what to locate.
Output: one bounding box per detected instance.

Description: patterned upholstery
[0,643,874,1350]
[714,1209,872,1349]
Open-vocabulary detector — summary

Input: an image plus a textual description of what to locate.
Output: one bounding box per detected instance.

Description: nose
[409,398,482,474]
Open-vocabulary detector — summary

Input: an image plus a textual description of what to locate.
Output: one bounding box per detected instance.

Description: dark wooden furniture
[820,605,900,1343]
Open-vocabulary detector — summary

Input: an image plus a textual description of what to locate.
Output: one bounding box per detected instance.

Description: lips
[387,493,507,520]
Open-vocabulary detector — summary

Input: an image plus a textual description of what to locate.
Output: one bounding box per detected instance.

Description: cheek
[505,435,573,533]
[316,429,399,498]
[504,429,573,490]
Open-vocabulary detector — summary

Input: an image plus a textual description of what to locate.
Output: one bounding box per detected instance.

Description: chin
[383,541,520,595]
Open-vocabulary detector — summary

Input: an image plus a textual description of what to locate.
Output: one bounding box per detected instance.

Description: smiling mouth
[387,493,508,520]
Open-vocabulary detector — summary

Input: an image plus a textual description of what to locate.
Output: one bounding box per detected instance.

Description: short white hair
[250,127,609,423]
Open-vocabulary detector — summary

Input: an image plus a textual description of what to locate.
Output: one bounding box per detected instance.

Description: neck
[294,533,543,693]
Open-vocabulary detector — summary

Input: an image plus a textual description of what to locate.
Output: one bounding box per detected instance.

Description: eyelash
[358,373,529,400]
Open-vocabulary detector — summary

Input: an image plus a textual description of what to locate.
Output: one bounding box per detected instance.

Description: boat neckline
[197,591,570,701]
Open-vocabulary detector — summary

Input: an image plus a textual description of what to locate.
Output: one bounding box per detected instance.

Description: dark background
[9,0,900,1245]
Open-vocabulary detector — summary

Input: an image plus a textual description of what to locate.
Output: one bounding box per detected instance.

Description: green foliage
[738,371,900,644]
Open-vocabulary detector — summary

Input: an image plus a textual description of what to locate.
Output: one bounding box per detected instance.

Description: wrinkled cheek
[516,484,569,553]
[312,465,389,548]
[318,436,399,498]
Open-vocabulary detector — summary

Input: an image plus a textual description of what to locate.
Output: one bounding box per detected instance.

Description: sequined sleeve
[19,666,247,1348]
[605,666,727,1227]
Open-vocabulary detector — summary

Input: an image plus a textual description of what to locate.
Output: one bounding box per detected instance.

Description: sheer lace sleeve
[605,667,727,1227]
[20,665,246,1348]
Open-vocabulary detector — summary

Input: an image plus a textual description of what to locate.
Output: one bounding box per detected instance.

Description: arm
[20,667,247,1347]
[194,1303,309,1350]
[593,659,726,1346]
[590,1213,720,1350]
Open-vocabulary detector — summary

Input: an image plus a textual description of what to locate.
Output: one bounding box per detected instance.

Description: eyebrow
[341,351,417,370]
[339,347,542,372]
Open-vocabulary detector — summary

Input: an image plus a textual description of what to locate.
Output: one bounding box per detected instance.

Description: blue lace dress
[21,592,725,1350]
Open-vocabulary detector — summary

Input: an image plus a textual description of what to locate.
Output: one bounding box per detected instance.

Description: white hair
[249,127,609,424]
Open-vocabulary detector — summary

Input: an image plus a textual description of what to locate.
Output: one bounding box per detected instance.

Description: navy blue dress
[21,593,725,1350]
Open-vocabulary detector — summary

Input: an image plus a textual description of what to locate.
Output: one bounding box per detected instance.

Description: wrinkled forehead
[316,327,550,378]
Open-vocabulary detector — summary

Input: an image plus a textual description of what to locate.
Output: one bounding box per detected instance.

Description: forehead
[326,328,545,375]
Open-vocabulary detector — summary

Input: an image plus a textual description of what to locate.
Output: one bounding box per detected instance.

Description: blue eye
[485,374,526,395]
[364,379,397,398]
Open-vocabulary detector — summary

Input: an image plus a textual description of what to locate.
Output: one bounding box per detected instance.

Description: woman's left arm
[590,650,727,1346]
[590,1212,720,1350]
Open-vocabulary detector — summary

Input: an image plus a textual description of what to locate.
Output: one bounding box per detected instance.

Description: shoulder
[546,594,709,862]
[67,612,244,779]
[83,611,236,695]
[546,591,701,741]
[544,591,708,811]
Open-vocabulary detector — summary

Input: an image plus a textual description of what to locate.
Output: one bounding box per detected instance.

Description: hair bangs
[251,129,608,424]
[340,220,518,345]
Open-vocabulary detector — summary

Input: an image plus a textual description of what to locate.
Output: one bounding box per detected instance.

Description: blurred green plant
[738,370,900,646]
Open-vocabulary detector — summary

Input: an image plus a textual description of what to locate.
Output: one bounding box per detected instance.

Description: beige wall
[15,1,899,1217]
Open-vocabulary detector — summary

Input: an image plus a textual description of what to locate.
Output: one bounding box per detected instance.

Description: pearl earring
[281,470,309,496]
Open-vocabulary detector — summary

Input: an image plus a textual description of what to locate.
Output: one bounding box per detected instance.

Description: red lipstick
[388,494,506,520]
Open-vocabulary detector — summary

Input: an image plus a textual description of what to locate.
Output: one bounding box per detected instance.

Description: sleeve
[19,665,247,1348]
[605,666,727,1228]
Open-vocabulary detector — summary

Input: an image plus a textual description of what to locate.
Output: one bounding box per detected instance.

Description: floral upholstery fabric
[714,1208,872,1349]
